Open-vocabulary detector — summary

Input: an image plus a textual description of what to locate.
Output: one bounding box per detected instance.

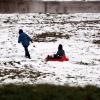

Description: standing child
[18,29,32,59]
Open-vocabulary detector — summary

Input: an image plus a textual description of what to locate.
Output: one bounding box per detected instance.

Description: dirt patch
[76,61,96,66]
[0,68,43,83]
[32,32,70,42]
[93,40,100,44]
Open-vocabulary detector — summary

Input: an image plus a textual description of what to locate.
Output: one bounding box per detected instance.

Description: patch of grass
[0,84,100,100]
[33,32,70,42]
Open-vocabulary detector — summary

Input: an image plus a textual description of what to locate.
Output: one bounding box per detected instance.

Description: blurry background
[0,0,100,13]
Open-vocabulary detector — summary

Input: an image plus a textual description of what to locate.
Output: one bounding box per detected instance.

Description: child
[47,44,65,60]
[54,44,65,58]
[18,29,32,59]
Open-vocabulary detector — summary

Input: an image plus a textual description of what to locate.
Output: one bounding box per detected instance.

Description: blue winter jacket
[18,32,32,47]
[56,50,65,57]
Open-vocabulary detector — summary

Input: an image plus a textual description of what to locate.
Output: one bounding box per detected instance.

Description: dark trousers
[47,54,61,59]
[24,46,30,59]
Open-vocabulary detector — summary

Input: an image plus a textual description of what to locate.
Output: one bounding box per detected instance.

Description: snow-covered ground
[0,13,100,86]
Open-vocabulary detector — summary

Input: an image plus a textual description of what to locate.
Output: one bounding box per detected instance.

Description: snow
[0,13,100,86]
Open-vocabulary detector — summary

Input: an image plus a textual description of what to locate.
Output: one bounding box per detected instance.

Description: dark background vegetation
[0,84,100,100]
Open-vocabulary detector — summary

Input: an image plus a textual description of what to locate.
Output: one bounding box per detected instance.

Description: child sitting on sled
[47,44,66,59]
[54,44,65,58]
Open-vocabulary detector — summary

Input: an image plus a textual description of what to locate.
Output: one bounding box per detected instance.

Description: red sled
[46,56,69,62]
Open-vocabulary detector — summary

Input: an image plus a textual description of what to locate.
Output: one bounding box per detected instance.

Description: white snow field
[0,13,100,86]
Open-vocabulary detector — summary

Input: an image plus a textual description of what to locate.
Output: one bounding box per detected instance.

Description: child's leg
[47,55,53,59]
[54,54,62,59]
